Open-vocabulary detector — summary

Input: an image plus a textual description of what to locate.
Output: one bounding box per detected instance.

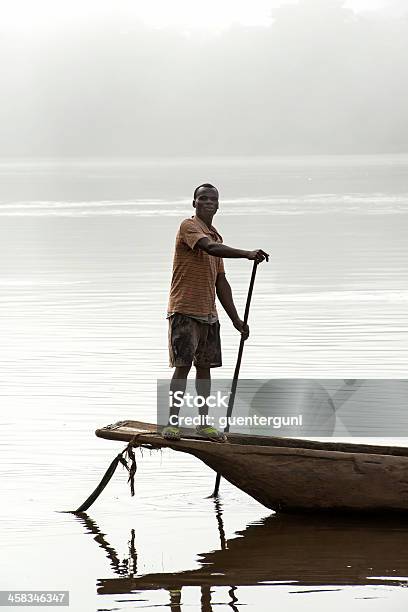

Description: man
[162,183,269,441]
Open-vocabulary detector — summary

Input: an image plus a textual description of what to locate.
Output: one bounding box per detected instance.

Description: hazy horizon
[2,0,408,157]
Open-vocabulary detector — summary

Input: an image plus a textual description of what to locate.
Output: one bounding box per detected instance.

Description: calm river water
[1,156,408,611]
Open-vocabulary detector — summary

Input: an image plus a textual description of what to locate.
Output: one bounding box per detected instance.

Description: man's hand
[233,318,249,340]
[247,249,269,263]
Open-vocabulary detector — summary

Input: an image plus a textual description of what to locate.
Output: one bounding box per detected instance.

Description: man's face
[193,186,219,216]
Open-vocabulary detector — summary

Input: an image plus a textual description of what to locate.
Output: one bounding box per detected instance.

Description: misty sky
[1,0,407,156]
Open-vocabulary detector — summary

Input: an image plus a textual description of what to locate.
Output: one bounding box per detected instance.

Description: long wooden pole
[212,260,258,497]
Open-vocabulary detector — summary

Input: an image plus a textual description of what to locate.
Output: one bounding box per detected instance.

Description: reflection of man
[162,183,269,440]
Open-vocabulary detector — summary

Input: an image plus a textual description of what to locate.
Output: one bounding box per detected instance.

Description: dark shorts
[168,313,222,368]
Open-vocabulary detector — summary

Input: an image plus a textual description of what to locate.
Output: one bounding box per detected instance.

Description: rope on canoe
[71,435,151,513]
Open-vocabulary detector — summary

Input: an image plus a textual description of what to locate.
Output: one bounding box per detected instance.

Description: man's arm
[216,272,249,340]
[196,237,269,263]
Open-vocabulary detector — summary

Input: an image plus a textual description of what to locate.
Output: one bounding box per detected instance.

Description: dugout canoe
[96,420,408,514]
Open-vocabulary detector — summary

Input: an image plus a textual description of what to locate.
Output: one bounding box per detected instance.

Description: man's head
[193,183,219,219]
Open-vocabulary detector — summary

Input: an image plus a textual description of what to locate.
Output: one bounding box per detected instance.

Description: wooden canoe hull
[96,420,408,514]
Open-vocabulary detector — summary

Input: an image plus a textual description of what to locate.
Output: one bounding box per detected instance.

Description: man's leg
[195,365,226,441]
[193,321,225,441]
[162,366,191,439]
[169,365,191,425]
[195,366,211,425]
[164,313,198,440]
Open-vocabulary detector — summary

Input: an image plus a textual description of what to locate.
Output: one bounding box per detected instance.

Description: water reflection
[75,512,138,577]
[75,503,408,611]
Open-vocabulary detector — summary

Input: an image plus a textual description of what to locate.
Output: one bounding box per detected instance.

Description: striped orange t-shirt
[168,215,225,317]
